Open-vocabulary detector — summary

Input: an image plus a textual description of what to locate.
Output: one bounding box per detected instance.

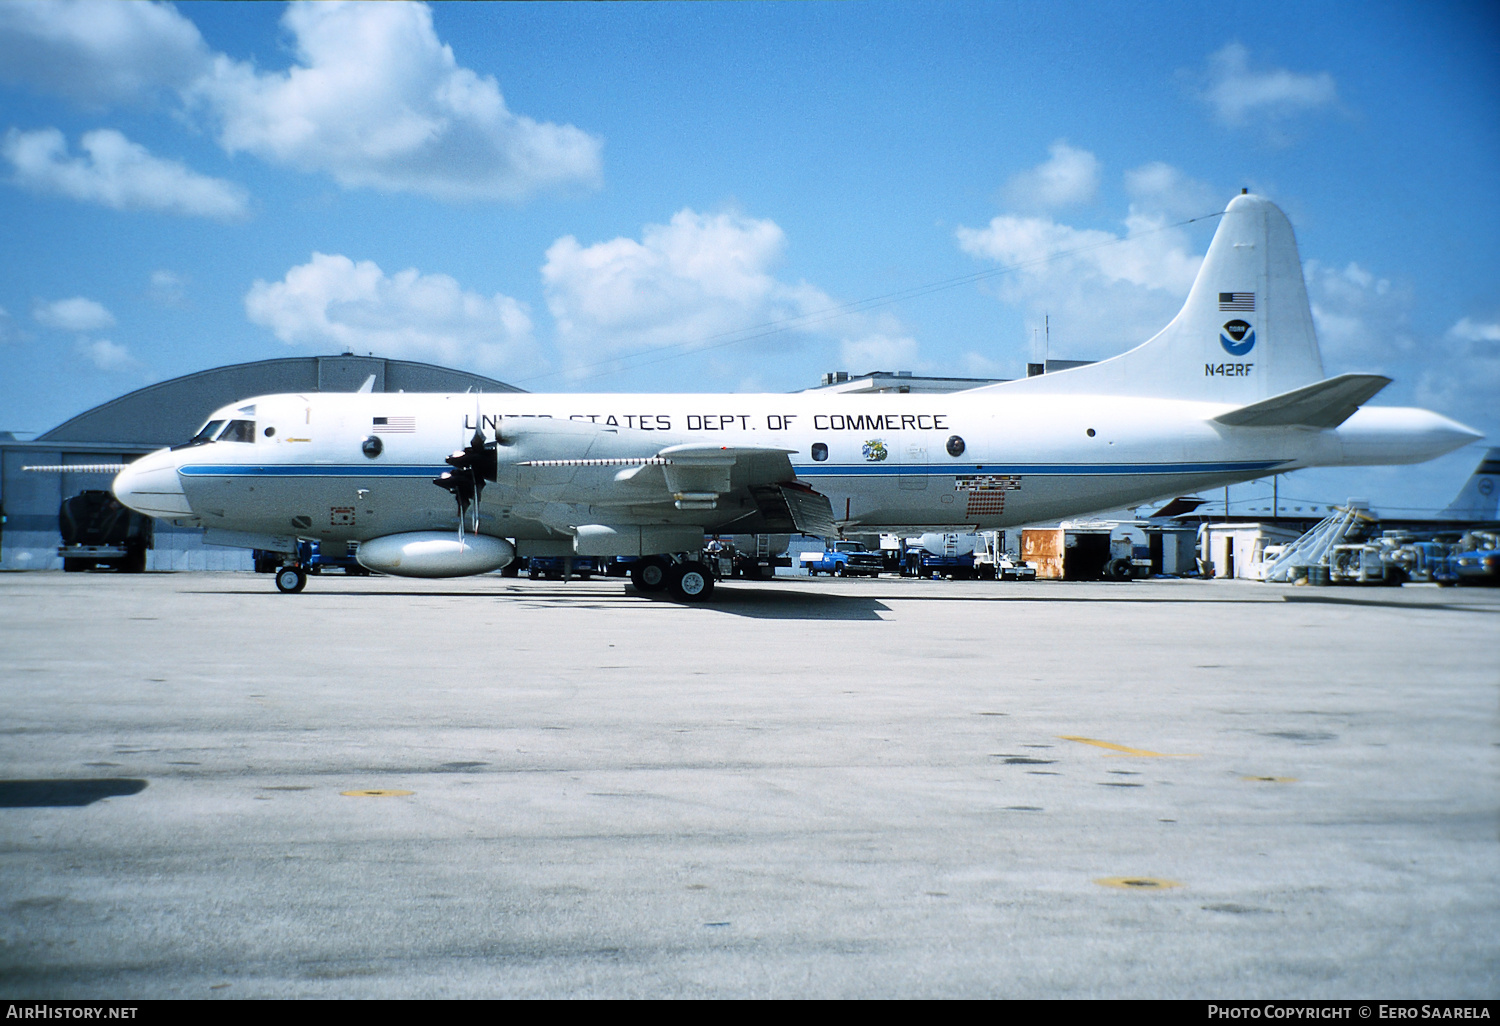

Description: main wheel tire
[667,560,714,602]
[630,556,670,592]
[275,566,308,594]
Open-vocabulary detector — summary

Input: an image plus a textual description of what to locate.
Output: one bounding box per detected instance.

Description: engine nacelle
[356,532,514,578]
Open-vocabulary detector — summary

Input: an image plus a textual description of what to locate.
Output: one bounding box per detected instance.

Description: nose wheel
[275,565,308,593]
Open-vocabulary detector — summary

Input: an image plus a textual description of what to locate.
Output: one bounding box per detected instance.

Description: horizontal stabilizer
[1212,373,1390,429]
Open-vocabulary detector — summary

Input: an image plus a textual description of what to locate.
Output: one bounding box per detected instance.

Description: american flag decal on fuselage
[1219,292,1255,311]
[372,416,416,433]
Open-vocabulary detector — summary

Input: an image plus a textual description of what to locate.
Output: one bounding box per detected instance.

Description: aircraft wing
[497,420,834,535]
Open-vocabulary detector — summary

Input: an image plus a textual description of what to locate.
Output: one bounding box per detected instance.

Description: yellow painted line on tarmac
[340,789,413,797]
[1095,877,1181,891]
[1059,736,1197,758]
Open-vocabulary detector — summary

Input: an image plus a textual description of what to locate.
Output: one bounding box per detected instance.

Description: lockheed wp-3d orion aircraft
[113,193,1482,600]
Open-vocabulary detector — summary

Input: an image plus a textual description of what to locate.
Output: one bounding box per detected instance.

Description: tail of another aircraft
[981,191,1327,404]
[1438,447,1500,521]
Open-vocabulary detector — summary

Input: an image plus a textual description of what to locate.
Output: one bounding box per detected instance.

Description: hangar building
[0,355,521,571]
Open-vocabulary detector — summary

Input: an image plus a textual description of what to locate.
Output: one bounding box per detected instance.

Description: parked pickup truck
[800,541,882,576]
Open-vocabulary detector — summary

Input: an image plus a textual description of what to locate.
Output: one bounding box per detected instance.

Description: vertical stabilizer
[1438,447,1500,521]
[982,193,1326,402]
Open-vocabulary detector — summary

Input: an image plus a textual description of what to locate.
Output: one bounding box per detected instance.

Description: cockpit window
[218,419,256,443]
[172,420,225,450]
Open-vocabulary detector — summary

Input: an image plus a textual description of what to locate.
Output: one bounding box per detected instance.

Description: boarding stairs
[1261,503,1378,583]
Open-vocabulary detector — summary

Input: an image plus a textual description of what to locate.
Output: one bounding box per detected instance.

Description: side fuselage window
[218,420,256,443]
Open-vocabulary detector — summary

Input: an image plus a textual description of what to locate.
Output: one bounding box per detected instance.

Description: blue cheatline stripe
[793,460,1287,477]
[179,459,1289,480]
[180,465,445,478]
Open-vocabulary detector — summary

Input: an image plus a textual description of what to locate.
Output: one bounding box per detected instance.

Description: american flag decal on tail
[1219,292,1255,311]
[373,416,416,433]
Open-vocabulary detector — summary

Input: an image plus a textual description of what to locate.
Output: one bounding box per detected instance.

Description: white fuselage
[113,388,1478,551]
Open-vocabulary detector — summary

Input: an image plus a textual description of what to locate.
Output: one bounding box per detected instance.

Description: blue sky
[1,0,1496,515]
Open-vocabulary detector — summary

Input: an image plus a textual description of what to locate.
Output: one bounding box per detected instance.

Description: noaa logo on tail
[1220,319,1255,356]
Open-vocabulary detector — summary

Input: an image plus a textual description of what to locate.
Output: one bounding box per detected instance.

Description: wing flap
[777,482,838,537]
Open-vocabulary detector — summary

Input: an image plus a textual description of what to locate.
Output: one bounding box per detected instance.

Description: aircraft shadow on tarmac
[475,583,892,620]
[0,779,148,807]
[196,580,1495,617]
[195,581,892,620]
[661,586,889,620]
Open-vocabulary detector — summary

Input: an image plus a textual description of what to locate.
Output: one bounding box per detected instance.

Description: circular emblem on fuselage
[862,439,888,462]
[1479,478,1495,497]
[1220,319,1255,357]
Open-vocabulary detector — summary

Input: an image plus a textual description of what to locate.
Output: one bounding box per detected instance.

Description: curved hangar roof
[40,355,524,448]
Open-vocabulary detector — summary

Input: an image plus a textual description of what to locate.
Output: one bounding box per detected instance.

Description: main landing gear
[629,554,715,602]
[629,556,670,592]
[274,565,308,593]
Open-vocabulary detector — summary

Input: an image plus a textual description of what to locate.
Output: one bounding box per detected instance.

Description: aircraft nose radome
[113,453,192,517]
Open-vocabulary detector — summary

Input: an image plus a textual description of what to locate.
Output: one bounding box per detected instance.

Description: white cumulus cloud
[1303,259,1414,370]
[838,332,922,374]
[1123,161,1220,220]
[79,338,134,371]
[3,127,249,220]
[957,158,1224,360]
[955,211,1203,360]
[542,208,833,369]
[1004,141,1100,210]
[193,2,601,202]
[1300,263,1493,442]
[1199,43,1339,127]
[147,269,187,307]
[1449,317,1500,343]
[245,253,536,373]
[33,296,115,332]
[1418,315,1500,437]
[0,0,210,107]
